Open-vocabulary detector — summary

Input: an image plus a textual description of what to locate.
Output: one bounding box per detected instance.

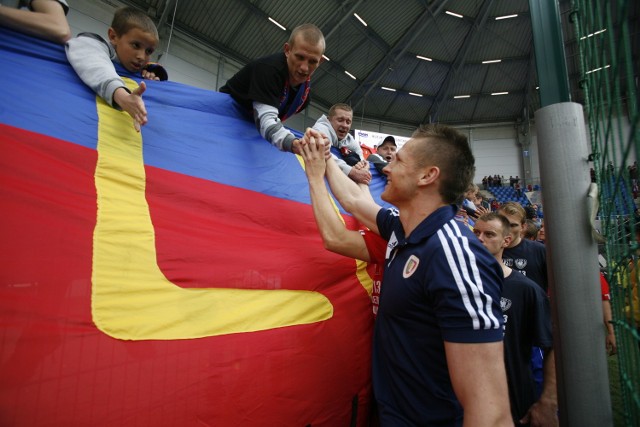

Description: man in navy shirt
[474,212,557,426]
[498,202,548,292]
[312,124,512,426]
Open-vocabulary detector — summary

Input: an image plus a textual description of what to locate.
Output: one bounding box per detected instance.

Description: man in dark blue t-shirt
[319,124,512,426]
[498,201,548,292]
[474,212,557,426]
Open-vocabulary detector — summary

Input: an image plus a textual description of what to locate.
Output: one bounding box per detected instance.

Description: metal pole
[536,102,613,426]
[530,1,612,425]
[529,0,571,105]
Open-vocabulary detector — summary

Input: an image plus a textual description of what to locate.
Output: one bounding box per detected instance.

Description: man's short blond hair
[288,23,325,52]
[498,201,526,224]
[328,103,352,117]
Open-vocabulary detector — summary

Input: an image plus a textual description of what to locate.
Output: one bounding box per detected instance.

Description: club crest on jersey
[515,258,528,269]
[403,255,420,278]
[500,297,512,312]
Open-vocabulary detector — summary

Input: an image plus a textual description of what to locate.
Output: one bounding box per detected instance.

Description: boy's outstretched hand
[113,81,148,132]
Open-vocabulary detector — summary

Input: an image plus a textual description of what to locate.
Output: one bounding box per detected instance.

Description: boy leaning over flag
[65,6,168,132]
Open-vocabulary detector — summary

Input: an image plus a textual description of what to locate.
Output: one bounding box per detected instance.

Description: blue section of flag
[0,27,392,209]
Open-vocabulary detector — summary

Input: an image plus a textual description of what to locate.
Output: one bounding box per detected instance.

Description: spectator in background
[523,219,539,241]
[600,272,617,356]
[525,205,541,227]
[376,136,397,163]
[514,181,522,198]
[367,136,397,177]
[537,221,546,244]
[0,0,70,44]
[476,191,491,211]
[312,103,370,184]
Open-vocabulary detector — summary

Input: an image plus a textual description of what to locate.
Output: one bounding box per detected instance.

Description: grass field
[608,355,625,426]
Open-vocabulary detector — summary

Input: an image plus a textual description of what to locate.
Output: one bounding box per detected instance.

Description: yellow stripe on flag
[91,78,333,340]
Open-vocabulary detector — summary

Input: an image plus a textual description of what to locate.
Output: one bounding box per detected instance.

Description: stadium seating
[487,186,530,206]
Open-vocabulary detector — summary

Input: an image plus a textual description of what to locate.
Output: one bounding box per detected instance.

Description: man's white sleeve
[253,102,297,152]
[65,35,126,108]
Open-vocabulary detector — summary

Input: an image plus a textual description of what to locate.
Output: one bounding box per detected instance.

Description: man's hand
[321,133,331,159]
[519,397,558,426]
[113,81,148,132]
[348,164,372,185]
[606,330,617,355]
[301,131,327,181]
[471,205,490,219]
[291,138,304,155]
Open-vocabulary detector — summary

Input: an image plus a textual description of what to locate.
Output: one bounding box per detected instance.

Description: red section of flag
[0,125,373,426]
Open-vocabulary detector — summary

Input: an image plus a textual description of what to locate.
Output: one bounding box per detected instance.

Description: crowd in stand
[482,174,506,188]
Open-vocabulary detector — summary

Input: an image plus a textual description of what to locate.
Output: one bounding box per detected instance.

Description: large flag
[0,27,388,426]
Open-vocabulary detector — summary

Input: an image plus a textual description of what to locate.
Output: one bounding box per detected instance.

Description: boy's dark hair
[411,124,475,204]
[111,7,159,40]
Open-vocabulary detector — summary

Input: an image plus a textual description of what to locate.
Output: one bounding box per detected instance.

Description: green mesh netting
[570,1,640,425]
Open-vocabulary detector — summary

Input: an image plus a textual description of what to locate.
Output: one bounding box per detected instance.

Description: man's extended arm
[253,102,300,153]
[301,136,371,261]
[445,341,513,427]
[325,156,380,233]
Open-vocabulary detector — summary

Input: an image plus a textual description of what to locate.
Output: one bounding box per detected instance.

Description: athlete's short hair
[477,212,511,238]
[111,7,159,40]
[288,23,325,52]
[498,201,527,224]
[411,124,475,204]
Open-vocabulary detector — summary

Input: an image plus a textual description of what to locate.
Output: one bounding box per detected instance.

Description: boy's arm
[66,34,149,131]
[325,156,380,233]
[0,0,70,44]
[66,35,127,108]
[301,137,371,261]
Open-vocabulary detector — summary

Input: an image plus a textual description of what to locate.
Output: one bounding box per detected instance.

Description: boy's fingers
[133,81,147,96]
